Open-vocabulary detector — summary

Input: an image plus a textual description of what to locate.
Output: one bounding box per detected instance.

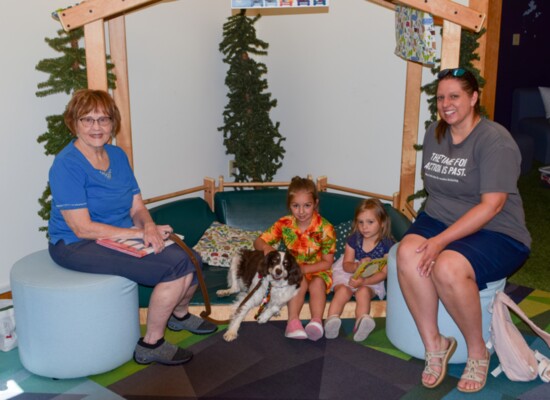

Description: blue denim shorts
[404,212,530,290]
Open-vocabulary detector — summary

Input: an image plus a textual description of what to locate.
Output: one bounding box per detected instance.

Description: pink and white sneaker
[285,319,307,339]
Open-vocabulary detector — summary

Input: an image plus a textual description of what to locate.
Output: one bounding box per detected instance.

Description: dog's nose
[274,268,282,276]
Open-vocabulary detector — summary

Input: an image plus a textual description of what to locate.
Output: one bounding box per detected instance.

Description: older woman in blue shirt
[48,89,216,366]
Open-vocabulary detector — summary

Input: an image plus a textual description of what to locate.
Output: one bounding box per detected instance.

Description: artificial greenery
[36,27,115,231]
[407,28,486,205]
[512,162,550,292]
[218,9,285,183]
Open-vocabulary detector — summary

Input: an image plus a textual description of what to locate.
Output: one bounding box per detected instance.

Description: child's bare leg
[327,285,353,317]
[354,286,373,318]
[325,285,352,339]
[353,286,375,342]
[287,278,308,321]
[285,278,308,339]
[304,277,327,341]
[307,277,327,320]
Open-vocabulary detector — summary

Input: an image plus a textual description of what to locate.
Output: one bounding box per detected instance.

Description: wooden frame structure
[57,0,497,219]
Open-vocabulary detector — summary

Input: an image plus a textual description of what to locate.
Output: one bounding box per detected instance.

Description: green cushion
[214,189,288,232]
[149,197,216,247]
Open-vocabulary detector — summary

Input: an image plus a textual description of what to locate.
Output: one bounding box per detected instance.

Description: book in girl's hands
[351,258,388,279]
[96,234,183,258]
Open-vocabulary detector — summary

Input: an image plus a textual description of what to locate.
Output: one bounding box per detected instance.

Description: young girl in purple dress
[325,199,394,341]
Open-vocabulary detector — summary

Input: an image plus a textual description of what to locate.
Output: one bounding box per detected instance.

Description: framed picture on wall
[231,0,329,9]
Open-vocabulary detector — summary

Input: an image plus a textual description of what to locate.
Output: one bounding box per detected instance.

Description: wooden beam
[440,20,462,70]
[367,0,396,11]
[141,300,388,325]
[84,20,108,90]
[108,16,134,166]
[398,61,423,219]
[396,0,485,32]
[58,0,162,31]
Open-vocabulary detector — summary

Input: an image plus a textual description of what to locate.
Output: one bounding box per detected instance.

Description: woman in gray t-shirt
[396,68,530,394]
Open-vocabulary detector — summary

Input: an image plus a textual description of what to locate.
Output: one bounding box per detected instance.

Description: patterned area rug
[1,284,549,399]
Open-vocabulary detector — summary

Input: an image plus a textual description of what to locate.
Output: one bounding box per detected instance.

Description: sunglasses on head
[437,68,466,79]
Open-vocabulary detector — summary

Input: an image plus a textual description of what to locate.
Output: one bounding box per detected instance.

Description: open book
[351,258,388,279]
[96,234,183,258]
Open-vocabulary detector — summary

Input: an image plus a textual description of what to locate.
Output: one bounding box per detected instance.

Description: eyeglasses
[437,68,466,79]
[79,116,112,127]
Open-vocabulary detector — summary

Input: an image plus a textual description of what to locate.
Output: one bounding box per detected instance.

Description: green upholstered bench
[142,187,412,322]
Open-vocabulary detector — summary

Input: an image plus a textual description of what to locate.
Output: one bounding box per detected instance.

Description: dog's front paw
[223,330,238,342]
[257,314,270,324]
[216,289,231,297]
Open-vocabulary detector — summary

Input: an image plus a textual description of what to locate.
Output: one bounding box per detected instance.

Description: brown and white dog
[216,249,302,342]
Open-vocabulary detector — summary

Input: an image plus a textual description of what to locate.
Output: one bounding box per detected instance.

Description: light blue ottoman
[10,250,140,379]
[386,243,505,364]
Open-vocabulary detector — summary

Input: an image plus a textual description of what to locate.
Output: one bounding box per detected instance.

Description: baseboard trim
[139,300,386,325]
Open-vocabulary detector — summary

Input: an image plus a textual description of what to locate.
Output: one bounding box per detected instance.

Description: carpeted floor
[1,284,549,399]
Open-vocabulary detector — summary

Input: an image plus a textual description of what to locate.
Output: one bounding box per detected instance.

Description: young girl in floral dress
[254,176,336,341]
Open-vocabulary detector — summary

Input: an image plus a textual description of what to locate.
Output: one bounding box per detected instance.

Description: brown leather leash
[168,233,229,325]
[234,277,264,315]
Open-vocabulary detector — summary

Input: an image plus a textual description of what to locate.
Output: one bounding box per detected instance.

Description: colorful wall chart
[394,5,436,65]
[231,0,328,9]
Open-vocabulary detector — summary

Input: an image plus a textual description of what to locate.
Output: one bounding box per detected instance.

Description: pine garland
[218,9,285,183]
[36,27,116,232]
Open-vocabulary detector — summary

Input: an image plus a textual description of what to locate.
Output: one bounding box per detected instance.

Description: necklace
[98,168,112,180]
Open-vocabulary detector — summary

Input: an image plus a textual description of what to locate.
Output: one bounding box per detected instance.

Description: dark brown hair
[435,69,481,143]
[287,176,318,210]
[64,89,121,136]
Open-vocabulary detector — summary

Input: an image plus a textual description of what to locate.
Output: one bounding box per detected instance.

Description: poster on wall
[231,0,328,9]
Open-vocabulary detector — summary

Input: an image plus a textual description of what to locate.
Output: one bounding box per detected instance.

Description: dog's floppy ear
[285,253,302,287]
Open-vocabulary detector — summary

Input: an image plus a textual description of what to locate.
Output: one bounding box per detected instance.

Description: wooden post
[317,176,328,192]
[204,177,216,210]
[84,20,108,90]
[398,61,423,219]
[471,0,500,119]
[108,16,134,166]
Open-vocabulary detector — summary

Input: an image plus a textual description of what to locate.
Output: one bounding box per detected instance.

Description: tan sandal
[422,336,457,389]
[457,349,490,393]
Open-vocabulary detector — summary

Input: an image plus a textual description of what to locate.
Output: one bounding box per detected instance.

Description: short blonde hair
[64,89,121,136]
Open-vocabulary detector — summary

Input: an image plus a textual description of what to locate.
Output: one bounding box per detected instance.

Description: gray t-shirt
[422,118,531,248]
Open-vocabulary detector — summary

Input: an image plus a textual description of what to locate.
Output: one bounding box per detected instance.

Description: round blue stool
[10,250,140,378]
[386,243,505,364]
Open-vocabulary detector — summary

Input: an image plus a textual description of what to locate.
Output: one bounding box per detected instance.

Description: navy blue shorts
[49,239,201,287]
[404,212,530,290]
